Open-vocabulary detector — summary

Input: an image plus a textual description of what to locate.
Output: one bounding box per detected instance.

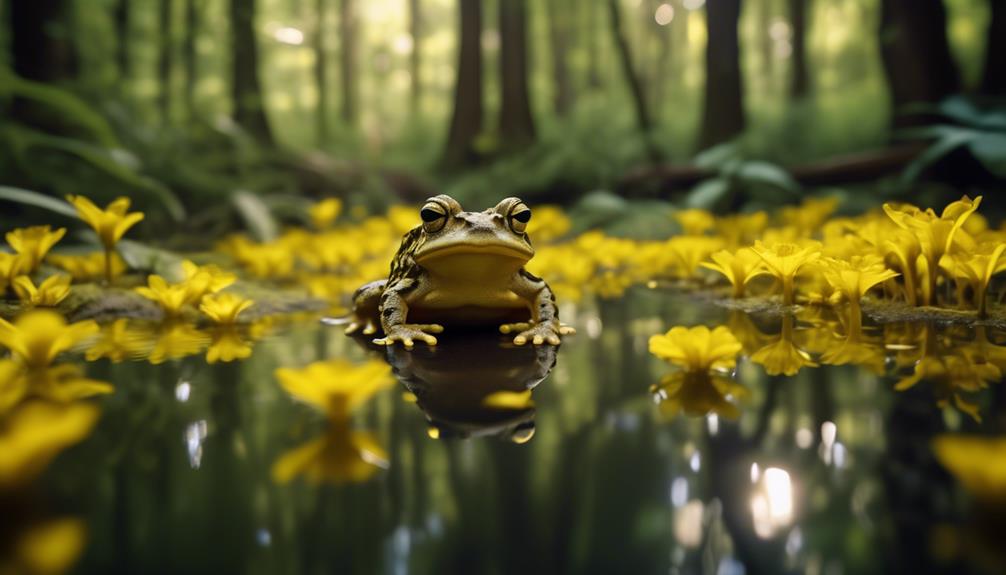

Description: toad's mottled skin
[344,195,574,348]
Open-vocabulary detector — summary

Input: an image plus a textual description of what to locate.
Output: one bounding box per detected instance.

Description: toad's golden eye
[509,204,532,233]
[420,202,447,232]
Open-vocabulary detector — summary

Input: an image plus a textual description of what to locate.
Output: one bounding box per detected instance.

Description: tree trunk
[607,0,659,161]
[879,0,960,125]
[158,0,174,122]
[183,0,199,116]
[545,0,574,117]
[981,0,1006,96]
[10,0,78,83]
[114,0,132,80]
[789,0,810,98]
[409,0,422,110]
[339,0,357,125]
[315,0,329,144]
[230,0,274,144]
[441,0,484,168]
[698,0,745,150]
[585,0,602,89]
[498,0,536,149]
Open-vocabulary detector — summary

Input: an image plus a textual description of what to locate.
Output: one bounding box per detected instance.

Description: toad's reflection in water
[382,334,557,442]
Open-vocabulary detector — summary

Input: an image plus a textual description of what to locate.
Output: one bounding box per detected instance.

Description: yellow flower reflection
[12,275,72,308]
[272,423,388,485]
[146,322,210,364]
[750,315,817,376]
[896,355,997,423]
[205,327,253,364]
[275,359,393,419]
[649,325,742,373]
[6,226,66,273]
[2,516,87,575]
[933,435,1006,504]
[0,311,98,369]
[651,371,747,420]
[20,364,114,404]
[482,390,535,410]
[84,319,152,363]
[0,400,99,489]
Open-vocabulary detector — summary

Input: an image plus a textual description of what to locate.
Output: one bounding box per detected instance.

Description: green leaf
[900,130,977,184]
[694,142,740,170]
[232,190,278,243]
[0,186,79,218]
[685,178,731,209]
[737,161,800,193]
[969,133,1006,177]
[117,240,186,281]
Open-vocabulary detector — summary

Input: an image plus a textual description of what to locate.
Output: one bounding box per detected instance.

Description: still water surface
[26,289,1006,574]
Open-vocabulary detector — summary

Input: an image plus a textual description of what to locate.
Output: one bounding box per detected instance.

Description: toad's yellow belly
[408,280,530,326]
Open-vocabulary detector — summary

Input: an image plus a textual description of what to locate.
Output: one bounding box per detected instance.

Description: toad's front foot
[373,324,444,348]
[505,320,575,346]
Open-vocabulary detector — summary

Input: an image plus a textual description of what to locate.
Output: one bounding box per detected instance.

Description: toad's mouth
[415,243,533,265]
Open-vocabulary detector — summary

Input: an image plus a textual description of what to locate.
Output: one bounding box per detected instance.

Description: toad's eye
[509,204,532,233]
[420,203,447,232]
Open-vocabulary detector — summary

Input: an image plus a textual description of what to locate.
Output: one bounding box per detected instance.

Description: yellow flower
[883,229,922,306]
[65,195,145,250]
[701,247,767,298]
[651,371,747,420]
[0,252,28,292]
[750,315,817,376]
[12,274,72,307]
[146,322,209,364]
[932,434,1006,504]
[649,325,742,373]
[275,359,393,419]
[2,517,87,575]
[752,240,822,305]
[199,293,253,325]
[664,236,724,279]
[84,319,153,363]
[272,423,388,485]
[0,311,98,369]
[135,275,191,317]
[482,390,535,410]
[5,226,66,273]
[309,198,343,230]
[819,255,899,327]
[525,205,571,243]
[181,260,236,304]
[47,252,126,283]
[939,243,1006,318]
[674,209,715,236]
[779,196,840,233]
[895,355,997,423]
[0,400,99,489]
[884,195,981,305]
[206,326,253,363]
[714,211,768,247]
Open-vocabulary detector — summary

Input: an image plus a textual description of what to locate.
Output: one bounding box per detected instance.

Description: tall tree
[698,0,745,150]
[229,0,274,143]
[441,0,484,168]
[158,0,174,121]
[498,0,536,149]
[183,0,199,115]
[10,0,78,83]
[409,0,422,110]
[981,0,1006,96]
[339,0,358,125]
[607,0,659,160]
[114,0,132,80]
[789,0,810,98]
[879,0,960,125]
[315,0,330,144]
[545,0,574,117]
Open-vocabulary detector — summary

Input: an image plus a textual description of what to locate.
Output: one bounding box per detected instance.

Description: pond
[7,288,1005,575]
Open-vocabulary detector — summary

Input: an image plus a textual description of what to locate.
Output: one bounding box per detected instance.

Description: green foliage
[900,96,1006,183]
[0,71,118,146]
[0,186,80,219]
[685,142,800,211]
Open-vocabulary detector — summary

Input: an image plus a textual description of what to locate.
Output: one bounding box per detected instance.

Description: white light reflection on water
[751,467,794,538]
[671,476,689,507]
[673,500,705,548]
[175,381,191,402]
[185,420,208,469]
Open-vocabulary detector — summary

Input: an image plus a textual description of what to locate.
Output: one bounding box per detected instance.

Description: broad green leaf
[0,186,79,218]
[969,133,1006,177]
[0,71,118,146]
[685,178,731,209]
[694,142,740,170]
[117,240,186,280]
[737,161,800,193]
[900,130,976,184]
[232,190,278,243]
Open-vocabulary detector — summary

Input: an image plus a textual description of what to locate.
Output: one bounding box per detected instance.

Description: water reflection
[380,334,556,442]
